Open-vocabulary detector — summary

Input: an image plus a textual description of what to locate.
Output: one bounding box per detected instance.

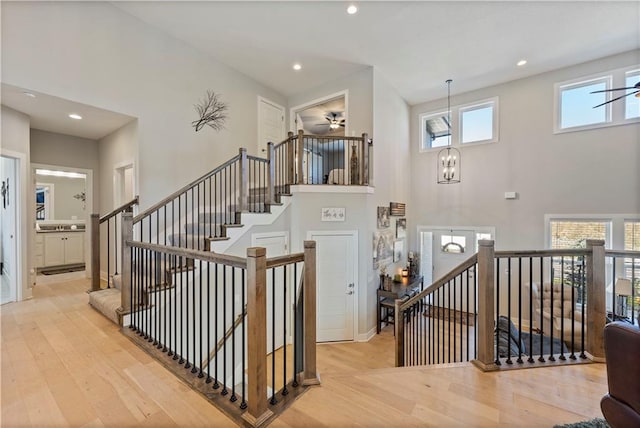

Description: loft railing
[90,196,138,291]
[271,130,372,189]
[122,238,319,426]
[396,240,640,371]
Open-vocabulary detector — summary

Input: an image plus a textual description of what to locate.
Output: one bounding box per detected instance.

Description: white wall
[369,70,412,333]
[409,50,640,253]
[31,129,100,214]
[98,120,138,213]
[1,106,32,299]
[34,174,86,220]
[2,1,287,212]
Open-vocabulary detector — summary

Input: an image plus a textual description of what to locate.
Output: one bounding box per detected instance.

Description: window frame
[554,65,640,134]
[459,97,499,145]
[624,68,640,121]
[419,97,499,152]
[419,110,451,151]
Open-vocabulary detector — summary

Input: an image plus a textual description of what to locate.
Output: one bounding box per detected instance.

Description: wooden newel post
[287,132,295,185]
[302,240,320,386]
[586,239,606,361]
[239,148,249,212]
[90,214,101,292]
[394,299,405,367]
[243,247,272,427]
[117,212,133,325]
[361,133,368,186]
[473,239,499,371]
[267,142,275,205]
[296,129,304,185]
[364,136,372,187]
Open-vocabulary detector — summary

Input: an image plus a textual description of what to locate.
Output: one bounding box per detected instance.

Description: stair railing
[395,240,640,371]
[123,239,319,427]
[90,196,138,292]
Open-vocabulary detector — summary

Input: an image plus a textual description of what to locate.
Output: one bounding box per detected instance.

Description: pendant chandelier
[437,79,461,184]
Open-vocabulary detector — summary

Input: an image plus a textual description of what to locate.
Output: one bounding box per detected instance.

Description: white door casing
[307,230,357,342]
[1,156,18,303]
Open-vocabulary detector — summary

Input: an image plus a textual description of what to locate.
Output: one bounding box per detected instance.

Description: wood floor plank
[2,275,609,427]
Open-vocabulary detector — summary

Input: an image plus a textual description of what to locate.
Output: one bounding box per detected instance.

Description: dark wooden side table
[377,275,423,334]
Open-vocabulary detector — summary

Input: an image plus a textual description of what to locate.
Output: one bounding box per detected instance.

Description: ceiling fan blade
[325,117,332,122]
[592,90,639,108]
[591,83,640,94]
[340,123,345,127]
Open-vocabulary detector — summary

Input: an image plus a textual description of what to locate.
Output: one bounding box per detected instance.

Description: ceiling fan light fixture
[293,63,302,71]
[517,59,527,67]
[347,4,358,14]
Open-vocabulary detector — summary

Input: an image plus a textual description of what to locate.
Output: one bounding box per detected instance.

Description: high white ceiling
[115,1,640,105]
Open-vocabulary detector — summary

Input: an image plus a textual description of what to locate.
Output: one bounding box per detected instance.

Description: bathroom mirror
[35,169,86,221]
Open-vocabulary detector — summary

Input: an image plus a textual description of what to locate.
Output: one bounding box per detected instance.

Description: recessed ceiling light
[517,59,527,67]
[347,4,358,14]
[293,63,302,71]
[68,113,82,120]
[23,91,36,98]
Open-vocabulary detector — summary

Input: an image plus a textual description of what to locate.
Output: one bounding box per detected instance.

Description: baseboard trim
[357,327,376,342]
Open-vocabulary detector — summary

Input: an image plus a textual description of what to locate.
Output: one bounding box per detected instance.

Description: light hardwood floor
[1,276,608,427]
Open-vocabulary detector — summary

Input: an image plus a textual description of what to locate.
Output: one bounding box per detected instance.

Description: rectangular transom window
[625,70,640,120]
[460,100,496,144]
[421,111,450,150]
[550,220,610,249]
[558,77,610,130]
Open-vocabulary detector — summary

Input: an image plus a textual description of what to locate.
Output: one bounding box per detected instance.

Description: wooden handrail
[133,154,241,223]
[126,240,248,269]
[247,154,269,163]
[495,248,590,258]
[399,253,478,311]
[99,196,139,223]
[605,249,640,258]
[265,253,304,269]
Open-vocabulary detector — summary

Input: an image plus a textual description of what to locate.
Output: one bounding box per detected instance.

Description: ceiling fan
[326,112,345,130]
[591,81,640,108]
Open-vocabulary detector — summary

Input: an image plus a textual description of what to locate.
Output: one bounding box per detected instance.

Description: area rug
[553,418,610,428]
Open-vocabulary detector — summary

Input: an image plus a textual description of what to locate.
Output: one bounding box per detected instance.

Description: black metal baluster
[230,267,237,402]
[559,256,566,361]
[206,261,212,384]
[292,263,299,387]
[495,258,501,365]
[107,220,111,288]
[506,258,512,364]
[213,263,220,389]
[270,268,277,405]
[282,266,289,396]
[538,258,545,363]
[240,268,247,409]
[528,258,534,364]
[190,256,197,373]
[198,260,204,378]
[548,257,556,362]
[466,268,470,362]
[221,266,228,396]
[114,215,119,277]
[579,256,587,359]
[517,258,523,364]
[179,254,185,364]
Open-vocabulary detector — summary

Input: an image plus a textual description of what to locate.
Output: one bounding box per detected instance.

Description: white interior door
[1,156,18,304]
[308,231,357,342]
[258,97,285,155]
[252,232,289,353]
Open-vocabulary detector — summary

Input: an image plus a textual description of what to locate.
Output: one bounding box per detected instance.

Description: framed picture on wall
[393,239,404,263]
[396,218,406,239]
[377,206,390,229]
[373,230,394,269]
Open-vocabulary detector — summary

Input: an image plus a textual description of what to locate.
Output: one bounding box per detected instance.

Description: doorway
[1,156,18,304]
[114,162,135,206]
[257,97,285,156]
[418,226,495,283]
[307,230,358,342]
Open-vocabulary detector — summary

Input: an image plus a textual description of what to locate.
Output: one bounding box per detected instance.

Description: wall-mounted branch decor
[192,90,228,132]
[1,179,8,209]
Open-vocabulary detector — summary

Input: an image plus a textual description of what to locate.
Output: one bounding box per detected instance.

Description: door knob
[348,283,354,288]
[346,291,354,295]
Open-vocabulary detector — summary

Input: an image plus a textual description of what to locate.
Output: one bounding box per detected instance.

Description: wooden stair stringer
[209,194,291,253]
